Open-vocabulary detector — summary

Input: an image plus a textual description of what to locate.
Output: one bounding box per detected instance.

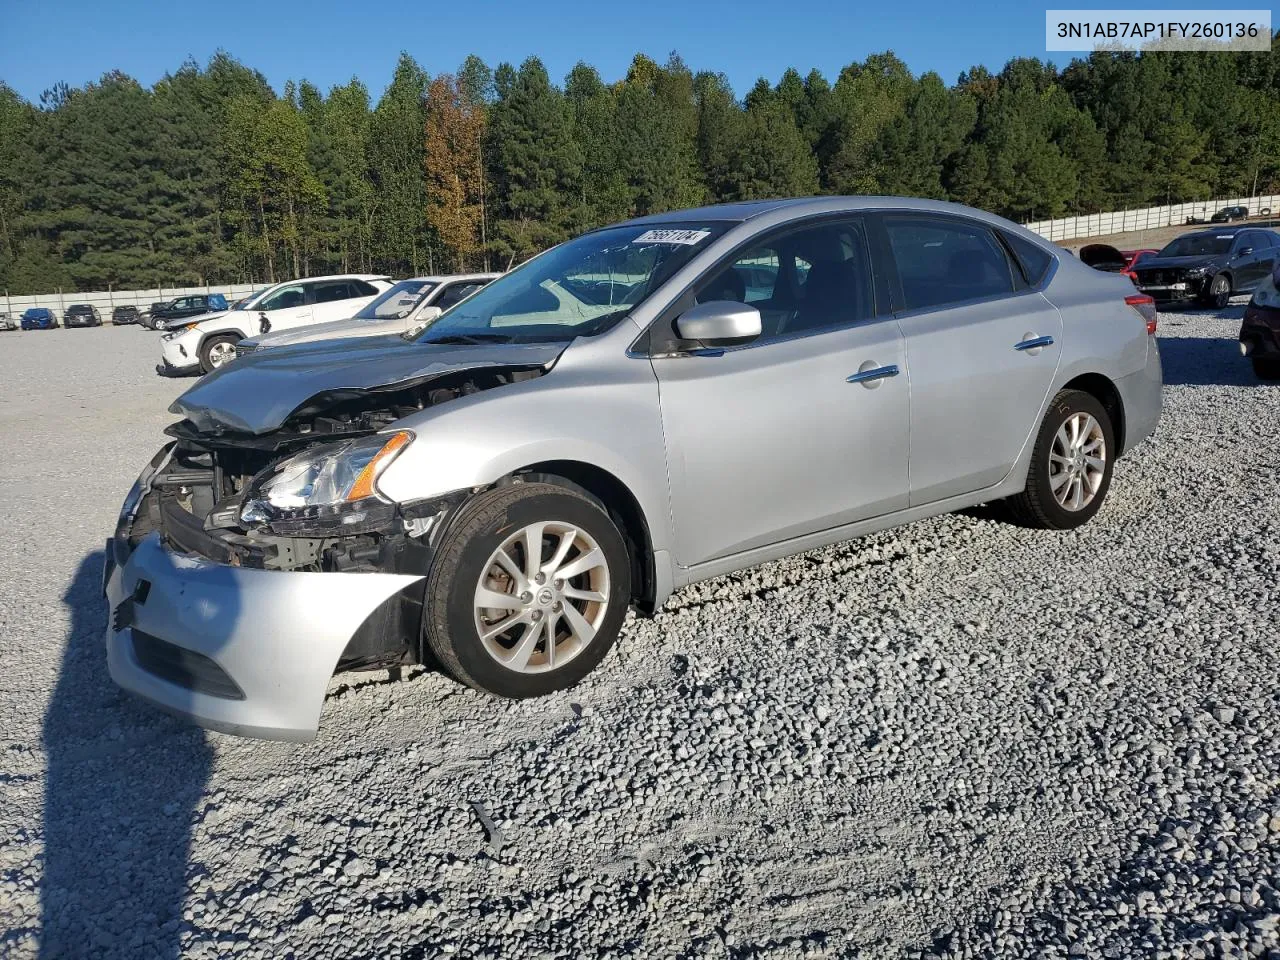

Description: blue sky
[0,0,1243,103]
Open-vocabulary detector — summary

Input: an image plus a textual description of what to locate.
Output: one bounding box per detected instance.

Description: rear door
[310,278,385,323]
[872,212,1063,506]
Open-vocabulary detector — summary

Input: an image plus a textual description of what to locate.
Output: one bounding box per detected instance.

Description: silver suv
[105,197,1162,740]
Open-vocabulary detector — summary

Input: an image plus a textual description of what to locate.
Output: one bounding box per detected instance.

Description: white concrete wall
[1025,194,1280,242]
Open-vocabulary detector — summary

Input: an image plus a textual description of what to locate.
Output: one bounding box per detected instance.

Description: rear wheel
[424,481,631,698]
[198,334,239,373]
[1252,357,1280,381]
[1005,389,1115,530]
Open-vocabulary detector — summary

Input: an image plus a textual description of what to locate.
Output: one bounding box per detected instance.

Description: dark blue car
[20,308,57,330]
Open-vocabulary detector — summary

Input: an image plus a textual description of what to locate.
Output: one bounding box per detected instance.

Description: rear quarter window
[1001,231,1055,287]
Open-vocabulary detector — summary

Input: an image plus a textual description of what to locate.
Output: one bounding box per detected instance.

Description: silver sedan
[105,197,1162,740]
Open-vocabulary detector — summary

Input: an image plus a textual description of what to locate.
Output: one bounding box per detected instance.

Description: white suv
[158,274,393,375]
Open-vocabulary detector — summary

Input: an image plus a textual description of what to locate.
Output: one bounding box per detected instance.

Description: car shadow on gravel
[1156,336,1262,387]
[40,551,212,959]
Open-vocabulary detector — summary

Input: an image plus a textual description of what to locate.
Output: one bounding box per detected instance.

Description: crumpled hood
[171,335,566,435]
[249,316,403,350]
[160,309,229,331]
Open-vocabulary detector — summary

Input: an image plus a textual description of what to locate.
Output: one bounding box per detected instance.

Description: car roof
[298,273,390,282]
[1181,226,1250,237]
[405,273,502,282]
[615,195,1019,228]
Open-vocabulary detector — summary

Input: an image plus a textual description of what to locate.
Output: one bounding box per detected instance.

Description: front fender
[377,346,673,555]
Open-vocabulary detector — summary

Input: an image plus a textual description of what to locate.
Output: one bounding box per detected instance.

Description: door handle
[1014,335,1055,352]
[845,363,900,386]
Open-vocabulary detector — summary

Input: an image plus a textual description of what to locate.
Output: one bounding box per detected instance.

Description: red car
[1120,249,1159,282]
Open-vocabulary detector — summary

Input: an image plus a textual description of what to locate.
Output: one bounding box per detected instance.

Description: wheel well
[1063,373,1125,452]
[198,329,246,355]
[518,460,657,615]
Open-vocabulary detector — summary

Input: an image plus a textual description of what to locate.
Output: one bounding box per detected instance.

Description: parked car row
[157,273,501,374]
[2,295,236,331]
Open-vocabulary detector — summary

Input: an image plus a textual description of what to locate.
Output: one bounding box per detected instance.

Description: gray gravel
[1,306,1279,959]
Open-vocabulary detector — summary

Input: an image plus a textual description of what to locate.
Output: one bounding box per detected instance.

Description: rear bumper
[105,534,422,741]
[1116,339,1163,456]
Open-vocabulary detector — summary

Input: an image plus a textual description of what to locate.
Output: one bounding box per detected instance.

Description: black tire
[198,334,239,373]
[1252,357,1280,381]
[423,481,631,698]
[1004,389,1116,530]
[1201,273,1231,309]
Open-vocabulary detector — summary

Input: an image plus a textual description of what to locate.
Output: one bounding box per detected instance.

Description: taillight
[1125,293,1157,335]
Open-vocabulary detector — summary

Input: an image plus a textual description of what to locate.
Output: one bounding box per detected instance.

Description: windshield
[234,288,270,310]
[415,223,727,344]
[1160,234,1233,257]
[355,280,437,320]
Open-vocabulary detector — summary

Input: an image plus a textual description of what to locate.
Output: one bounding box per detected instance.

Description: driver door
[1233,232,1268,290]
[650,216,910,568]
[255,282,312,334]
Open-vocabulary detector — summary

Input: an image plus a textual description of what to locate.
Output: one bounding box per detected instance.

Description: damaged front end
[104,337,567,739]
[119,366,544,672]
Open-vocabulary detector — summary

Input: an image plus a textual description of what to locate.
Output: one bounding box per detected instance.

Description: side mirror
[1237,247,1253,258]
[675,300,762,345]
[258,311,271,334]
[415,305,443,324]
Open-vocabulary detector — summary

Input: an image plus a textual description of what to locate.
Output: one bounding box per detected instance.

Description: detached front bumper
[158,335,200,375]
[105,534,422,741]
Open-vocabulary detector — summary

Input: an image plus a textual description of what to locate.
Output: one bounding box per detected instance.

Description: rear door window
[311,281,358,304]
[882,215,1018,311]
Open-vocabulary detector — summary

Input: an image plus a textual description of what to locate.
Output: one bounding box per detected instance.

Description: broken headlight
[240,431,411,535]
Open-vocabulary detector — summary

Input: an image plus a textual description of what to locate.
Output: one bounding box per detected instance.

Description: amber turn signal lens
[346,431,411,502]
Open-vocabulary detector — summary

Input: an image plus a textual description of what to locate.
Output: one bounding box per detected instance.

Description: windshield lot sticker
[633,229,711,245]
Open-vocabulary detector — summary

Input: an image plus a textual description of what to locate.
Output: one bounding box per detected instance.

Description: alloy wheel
[1048,412,1107,511]
[1212,276,1230,309]
[207,340,237,368]
[473,520,611,673]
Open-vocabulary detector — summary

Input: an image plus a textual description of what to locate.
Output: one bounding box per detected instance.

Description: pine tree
[369,53,430,275]
[486,57,582,265]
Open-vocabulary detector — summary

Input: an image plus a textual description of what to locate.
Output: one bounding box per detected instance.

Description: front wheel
[198,334,239,373]
[424,481,631,698]
[1203,274,1231,309]
[1004,389,1116,530]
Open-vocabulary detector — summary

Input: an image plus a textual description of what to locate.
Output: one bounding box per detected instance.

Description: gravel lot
[1,307,1278,960]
